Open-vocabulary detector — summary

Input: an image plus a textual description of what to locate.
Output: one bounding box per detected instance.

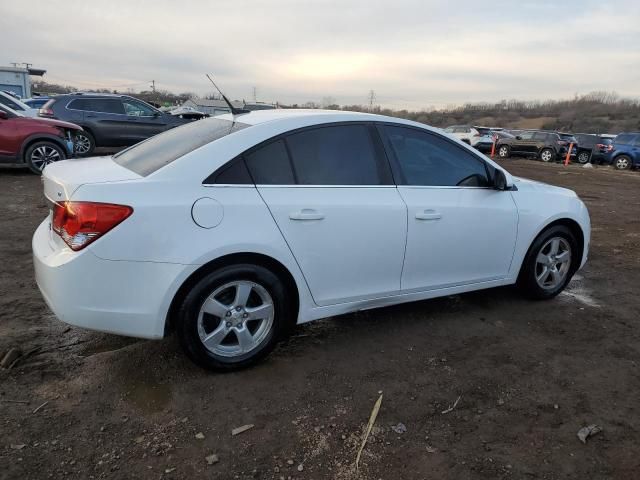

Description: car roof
[216,109,396,126]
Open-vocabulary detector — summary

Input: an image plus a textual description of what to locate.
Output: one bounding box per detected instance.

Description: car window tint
[381,125,490,187]
[285,124,385,185]
[122,99,156,117]
[85,98,125,114]
[533,132,547,140]
[245,139,295,184]
[519,131,534,140]
[207,158,252,184]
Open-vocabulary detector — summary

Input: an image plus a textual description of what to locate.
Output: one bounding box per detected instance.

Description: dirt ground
[1,158,639,480]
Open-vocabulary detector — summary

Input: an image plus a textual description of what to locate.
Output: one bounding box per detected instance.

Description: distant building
[182,97,276,116]
[0,66,46,98]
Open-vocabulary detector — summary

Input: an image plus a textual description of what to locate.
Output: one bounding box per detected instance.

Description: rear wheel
[177,264,292,371]
[498,145,510,158]
[74,130,95,156]
[614,155,631,170]
[539,148,555,163]
[577,151,590,164]
[518,225,577,300]
[25,141,66,174]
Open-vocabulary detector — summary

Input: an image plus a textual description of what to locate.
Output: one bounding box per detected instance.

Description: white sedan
[33,110,590,370]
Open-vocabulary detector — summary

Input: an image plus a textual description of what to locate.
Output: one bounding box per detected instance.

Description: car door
[512,131,536,154]
[120,98,170,142]
[246,123,407,306]
[71,98,128,146]
[0,107,19,159]
[377,124,518,291]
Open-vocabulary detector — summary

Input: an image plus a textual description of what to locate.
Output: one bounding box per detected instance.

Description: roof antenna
[206,74,250,115]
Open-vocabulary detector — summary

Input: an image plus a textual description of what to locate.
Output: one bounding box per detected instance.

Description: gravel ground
[1,158,639,480]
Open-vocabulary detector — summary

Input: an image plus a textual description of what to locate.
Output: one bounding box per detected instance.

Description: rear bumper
[33,219,185,339]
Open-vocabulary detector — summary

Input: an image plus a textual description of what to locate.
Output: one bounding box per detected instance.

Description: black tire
[25,141,67,174]
[517,225,578,300]
[497,144,510,158]
[613,155,631,170]
[176,264,292,371]
[539,148,555,163]
[577,151,591,164]
[74,130,95,156]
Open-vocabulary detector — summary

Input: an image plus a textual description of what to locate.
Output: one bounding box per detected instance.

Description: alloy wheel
[197,280,274,357]
[540,150,553,162]
[30,145,61,171]
[615,157,630,170]
[499,146,508,157]
[577,152,590,164]
[74,134,92,155]
[535,237,572,290]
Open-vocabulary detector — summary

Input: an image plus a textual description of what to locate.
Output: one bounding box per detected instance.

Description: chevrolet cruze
[33,110,590,371]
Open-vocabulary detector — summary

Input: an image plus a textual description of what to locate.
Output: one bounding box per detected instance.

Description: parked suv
[573,134,614,164]
[497,130,575,162]
[443,125,480,145]
[39,93,195,156]
[0,104,81,173]
[605,133,640,170]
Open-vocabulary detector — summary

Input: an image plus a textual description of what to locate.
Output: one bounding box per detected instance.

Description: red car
[0,104,82,174]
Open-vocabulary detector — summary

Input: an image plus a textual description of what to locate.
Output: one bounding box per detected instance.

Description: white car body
[33,110,590,342]
[0,91,39,118]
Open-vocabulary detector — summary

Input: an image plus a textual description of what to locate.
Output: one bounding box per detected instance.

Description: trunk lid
[43,156,141,202]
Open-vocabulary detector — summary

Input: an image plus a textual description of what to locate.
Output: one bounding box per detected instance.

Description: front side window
[122,99,156,117]
[285,124,387,185]
[380,125,491,187]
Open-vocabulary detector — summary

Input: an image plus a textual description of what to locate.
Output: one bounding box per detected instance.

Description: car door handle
[289,209,325,221]
[415,209,442,221]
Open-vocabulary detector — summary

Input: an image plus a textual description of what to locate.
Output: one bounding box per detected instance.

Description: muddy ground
[1,158,639,480]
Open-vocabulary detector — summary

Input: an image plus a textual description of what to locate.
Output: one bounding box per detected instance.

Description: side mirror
[0,111,7,120]
[493,169,508,190]
[515,135,522,140]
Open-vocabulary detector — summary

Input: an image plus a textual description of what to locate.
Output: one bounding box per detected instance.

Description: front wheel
[498,145,510,158]
[74,130,95,156]
[176,264,292,371]
[539,148,555,163]
[614,155,631,170]
[25,141,66,174]
[518,225,577,300]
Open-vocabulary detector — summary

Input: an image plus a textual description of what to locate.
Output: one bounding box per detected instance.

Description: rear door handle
[415,209,442,221]
[289,209,325,221]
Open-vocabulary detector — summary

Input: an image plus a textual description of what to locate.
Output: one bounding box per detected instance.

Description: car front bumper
[33,219,186,339]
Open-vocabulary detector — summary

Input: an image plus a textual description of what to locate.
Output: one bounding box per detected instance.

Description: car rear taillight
[51,201,133,251]
[558,140,568,146]
[39,107,54,117]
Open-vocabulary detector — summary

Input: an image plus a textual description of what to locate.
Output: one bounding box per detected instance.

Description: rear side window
[533,132,547,141]
[616,134,637,145]
[380,125,490,187]
[245,139,295,184]
[113,118,249,176]
[0,94,23,111]
[69,98,125,114]
[285,124,388,185]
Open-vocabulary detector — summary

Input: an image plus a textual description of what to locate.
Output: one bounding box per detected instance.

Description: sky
[2,0,639,109]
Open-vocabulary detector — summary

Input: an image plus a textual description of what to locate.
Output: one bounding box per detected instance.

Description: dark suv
[39,93,194,156]
[496,130,576,162]
[573,134,614,164]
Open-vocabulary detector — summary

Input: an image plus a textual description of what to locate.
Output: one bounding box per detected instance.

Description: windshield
[113,117,249,176]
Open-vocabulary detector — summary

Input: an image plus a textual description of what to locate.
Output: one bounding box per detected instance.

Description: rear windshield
[113,118,249,176]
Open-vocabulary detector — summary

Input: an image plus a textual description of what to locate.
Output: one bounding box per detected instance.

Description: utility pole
[150,80,156,103]
[252,86,257,103]
[368,90,376,111]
